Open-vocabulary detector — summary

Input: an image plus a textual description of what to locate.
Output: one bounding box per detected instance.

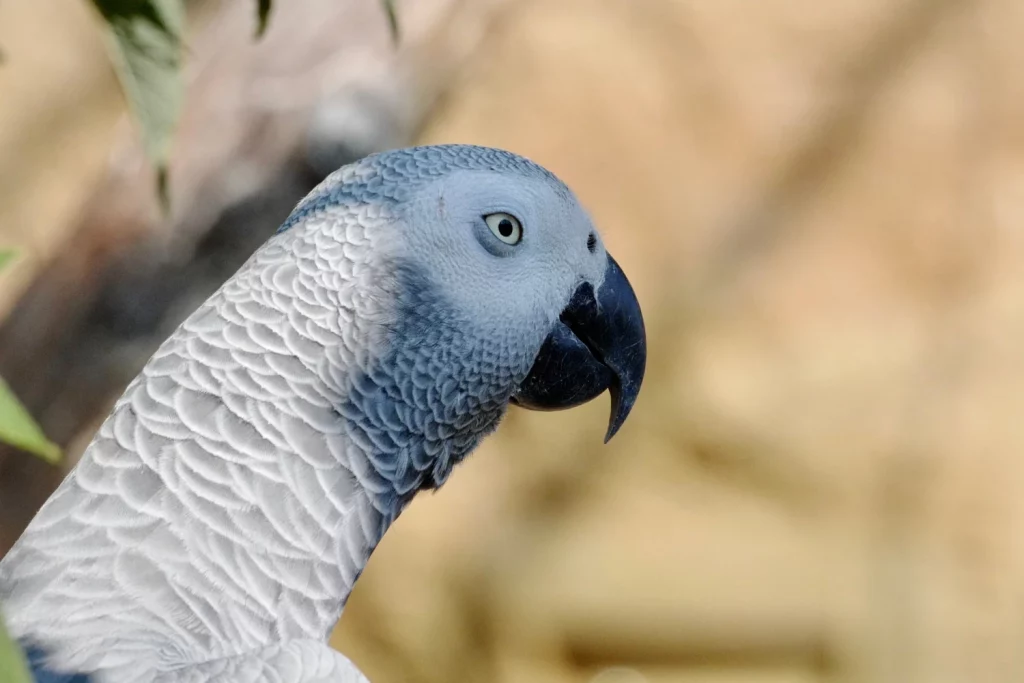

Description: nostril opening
[587,232,597,253]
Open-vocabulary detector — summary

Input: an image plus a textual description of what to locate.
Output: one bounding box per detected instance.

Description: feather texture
[3,197,391,681]
[0,146,585,683]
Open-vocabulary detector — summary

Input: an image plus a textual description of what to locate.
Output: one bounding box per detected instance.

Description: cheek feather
[339,266,527,511]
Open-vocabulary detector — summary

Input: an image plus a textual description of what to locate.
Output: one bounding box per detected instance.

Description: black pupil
[498,218,515,238]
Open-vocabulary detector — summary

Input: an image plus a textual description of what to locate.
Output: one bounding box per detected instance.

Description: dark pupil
[498,218,515,238]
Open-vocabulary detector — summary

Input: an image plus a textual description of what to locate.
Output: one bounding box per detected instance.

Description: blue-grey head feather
[338,260,511,521]
[279,144,571,232]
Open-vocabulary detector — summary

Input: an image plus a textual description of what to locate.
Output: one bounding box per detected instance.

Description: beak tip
[603,424,618,444]
[602,380,641,444]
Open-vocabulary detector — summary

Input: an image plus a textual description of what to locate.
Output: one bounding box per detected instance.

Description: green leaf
[382,0,399,44]
[255,0,272,38]
[0,376,60,464]
[0,250,14,273]
[91,0,186,209]
[0,610,32,683]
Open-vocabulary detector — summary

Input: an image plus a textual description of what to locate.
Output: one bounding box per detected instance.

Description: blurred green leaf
[0,610,32,683]
[256,0,272,38]
[0,250,14,272]
[91,0,186,210]
[0,376,60,464]
[382,0,399,44]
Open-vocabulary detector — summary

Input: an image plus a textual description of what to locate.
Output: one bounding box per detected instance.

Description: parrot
[0,144,646,683]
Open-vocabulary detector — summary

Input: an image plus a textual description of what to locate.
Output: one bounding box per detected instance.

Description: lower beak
[510,254,647,442]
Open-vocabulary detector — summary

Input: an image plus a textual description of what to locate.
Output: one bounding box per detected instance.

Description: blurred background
[2,0,1023,681]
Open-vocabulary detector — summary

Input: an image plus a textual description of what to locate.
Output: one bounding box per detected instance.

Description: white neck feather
[0,210,400,677]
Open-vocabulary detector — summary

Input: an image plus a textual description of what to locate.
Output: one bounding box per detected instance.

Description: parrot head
[281,145,646,496]
[389,153,646,443]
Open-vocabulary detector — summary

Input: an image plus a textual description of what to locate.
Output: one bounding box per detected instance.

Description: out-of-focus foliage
[0,257,43,682]
[255,0,271,38]
[86,0,400,205]
[0,375,59,464]
[0,609,31,683]
[382,0,399,43]
[90,0,185,208]
[0,252,60,464]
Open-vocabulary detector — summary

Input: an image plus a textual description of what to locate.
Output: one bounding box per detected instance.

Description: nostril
[587,232,597,253]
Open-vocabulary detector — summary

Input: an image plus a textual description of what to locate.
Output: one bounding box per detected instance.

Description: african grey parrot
[0,145,646,682]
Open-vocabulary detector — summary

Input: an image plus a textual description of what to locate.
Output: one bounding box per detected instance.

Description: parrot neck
[0,229,511,677]
[1,237,403,673]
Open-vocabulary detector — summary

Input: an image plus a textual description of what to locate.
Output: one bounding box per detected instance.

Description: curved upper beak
[510,254,647,442]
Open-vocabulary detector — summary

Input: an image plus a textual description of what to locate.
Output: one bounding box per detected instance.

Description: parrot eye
[483,213,523,245]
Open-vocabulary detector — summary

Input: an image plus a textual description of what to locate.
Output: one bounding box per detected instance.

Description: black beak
[510,254,647,442]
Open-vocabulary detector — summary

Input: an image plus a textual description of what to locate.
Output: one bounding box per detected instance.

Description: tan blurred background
[3,0,1024,681]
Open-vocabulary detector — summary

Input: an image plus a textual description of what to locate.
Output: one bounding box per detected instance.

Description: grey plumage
[1,145,645,683]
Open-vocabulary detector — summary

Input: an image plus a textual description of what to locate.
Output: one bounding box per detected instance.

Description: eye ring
[483,213,523,245]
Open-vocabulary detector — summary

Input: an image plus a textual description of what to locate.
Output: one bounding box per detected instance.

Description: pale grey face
[393,168,609,386]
